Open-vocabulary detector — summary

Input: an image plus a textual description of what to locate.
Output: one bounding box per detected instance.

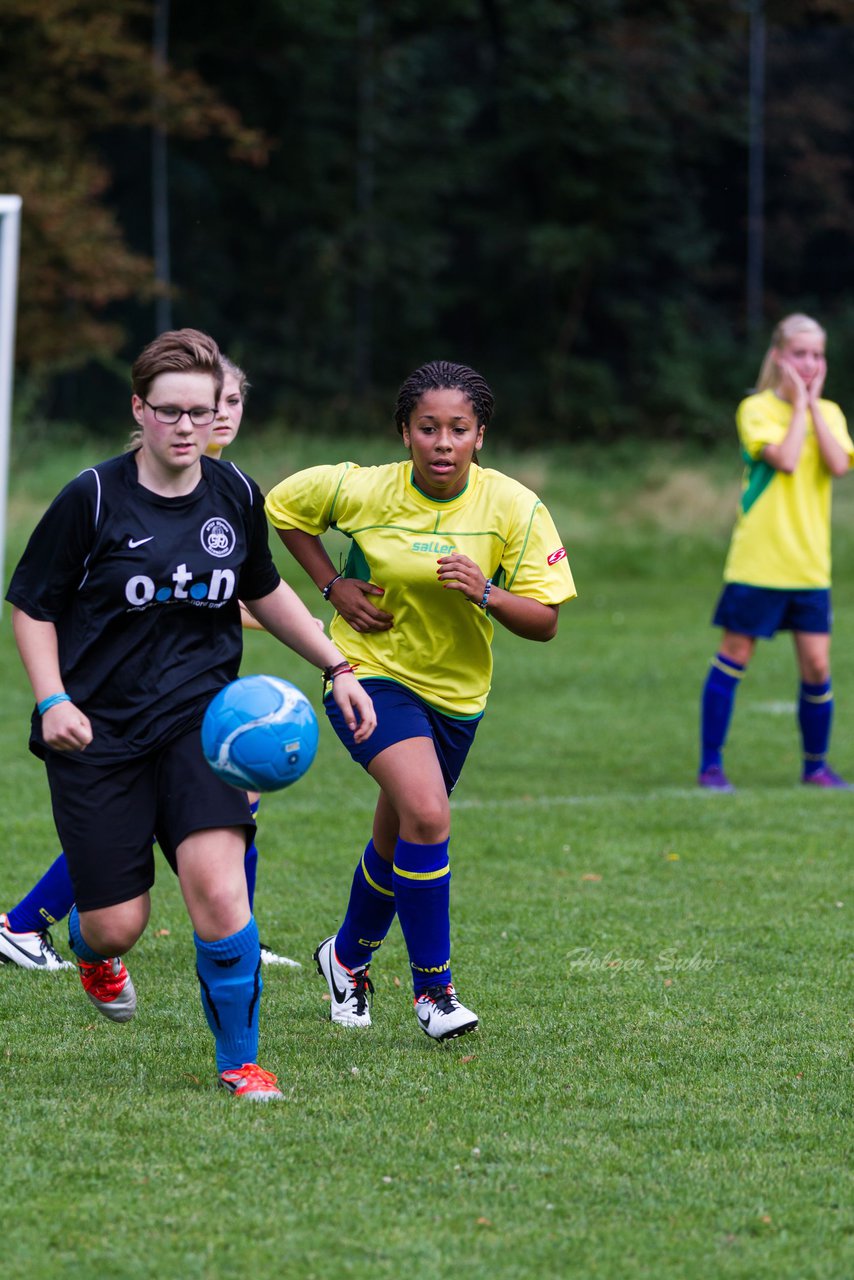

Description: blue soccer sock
[799,679,833,776]
[392,837,452,995]
[700,653,745,771]
[243,799,261,913]
[334,840,396,971]
[68,905,109,963]
[7,852,75,934]
[195,917,263,1073]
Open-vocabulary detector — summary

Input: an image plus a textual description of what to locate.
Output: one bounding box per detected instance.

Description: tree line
[3,0,854,440]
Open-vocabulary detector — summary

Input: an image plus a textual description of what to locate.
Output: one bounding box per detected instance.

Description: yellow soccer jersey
[723,389,854,589]
[266,460,576,717]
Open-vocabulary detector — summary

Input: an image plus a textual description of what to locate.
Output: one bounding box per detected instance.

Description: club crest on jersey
[547,547,567,565]
[201,517,236,558]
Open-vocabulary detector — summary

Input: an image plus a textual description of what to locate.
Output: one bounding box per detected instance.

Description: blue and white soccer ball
[202,674,319,792]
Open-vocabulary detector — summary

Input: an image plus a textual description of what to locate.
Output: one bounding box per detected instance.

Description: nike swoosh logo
[0,936,49,967]
[128,536,154,548]
[329,967,348,1003]
[416,1006,432,1025]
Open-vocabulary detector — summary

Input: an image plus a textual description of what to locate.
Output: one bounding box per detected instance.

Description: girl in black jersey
[0,357,303,972]
[6,329,376,1101]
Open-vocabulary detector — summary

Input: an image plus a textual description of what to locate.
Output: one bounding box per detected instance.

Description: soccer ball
[201,674,319,792]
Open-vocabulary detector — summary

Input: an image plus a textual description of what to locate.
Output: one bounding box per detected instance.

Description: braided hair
[394,360,495,434]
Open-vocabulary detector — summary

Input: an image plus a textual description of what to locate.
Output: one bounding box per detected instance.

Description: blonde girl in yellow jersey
[699,314,854,791]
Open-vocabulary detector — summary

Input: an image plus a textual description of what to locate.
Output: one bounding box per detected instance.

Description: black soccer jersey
[6,452,281,762]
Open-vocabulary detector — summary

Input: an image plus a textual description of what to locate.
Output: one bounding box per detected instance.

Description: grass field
[1,433,852,1279]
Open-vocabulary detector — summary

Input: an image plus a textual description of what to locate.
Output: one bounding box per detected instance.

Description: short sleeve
[735,396,785,460]
[265,463,357,535]
[5,472,99,620]
[237,475,282,602]
[501,496,577,605]
[820,400,854,458]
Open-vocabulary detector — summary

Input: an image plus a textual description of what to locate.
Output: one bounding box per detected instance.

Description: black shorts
[45,726,255,912]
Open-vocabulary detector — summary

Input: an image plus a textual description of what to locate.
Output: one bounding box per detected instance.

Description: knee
[720,635,754,667]
[802,659,831,685]
[401,797,450,846]
[193,882,246,932]
[82,911,146,957]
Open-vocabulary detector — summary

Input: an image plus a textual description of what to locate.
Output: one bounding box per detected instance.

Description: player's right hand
[329,578,394,633]
[41,701,93,752]
[331,672,377,743]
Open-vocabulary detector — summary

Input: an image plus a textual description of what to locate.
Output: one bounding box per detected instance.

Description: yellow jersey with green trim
[265,460,576,717]
[723,389,853,589]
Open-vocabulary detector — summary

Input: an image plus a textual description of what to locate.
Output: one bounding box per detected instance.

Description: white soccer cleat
[0,912,75,972]
[414,984,478,1041]
[314,935,373,1027]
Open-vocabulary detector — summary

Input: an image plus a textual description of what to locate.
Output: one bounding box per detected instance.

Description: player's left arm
[809,393,851,478]
[436,554,559,641]
[239,600,266,631]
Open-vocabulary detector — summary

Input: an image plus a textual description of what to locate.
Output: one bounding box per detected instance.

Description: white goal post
[0,195,22,617]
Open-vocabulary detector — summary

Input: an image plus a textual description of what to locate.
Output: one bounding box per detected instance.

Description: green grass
[1,435,852,1279]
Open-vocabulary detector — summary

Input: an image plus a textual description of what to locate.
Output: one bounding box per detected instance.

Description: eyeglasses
[141,397,217,426]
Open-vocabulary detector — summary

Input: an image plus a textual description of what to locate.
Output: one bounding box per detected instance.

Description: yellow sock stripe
[712,657,744,679]
[361,854,395,897]
[392,862,450,882]
[801,691,833,704]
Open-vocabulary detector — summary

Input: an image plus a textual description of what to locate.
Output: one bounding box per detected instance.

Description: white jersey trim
[76,467,102,589]
[227,460,254,506]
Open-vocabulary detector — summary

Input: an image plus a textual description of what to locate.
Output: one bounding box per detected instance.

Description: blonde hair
[222,355,250,400]
[756,313,826,393]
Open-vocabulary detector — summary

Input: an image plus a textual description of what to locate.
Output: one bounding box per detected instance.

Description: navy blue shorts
[324,678,482,796]
[713,583,831,638]
[45,726,255,911]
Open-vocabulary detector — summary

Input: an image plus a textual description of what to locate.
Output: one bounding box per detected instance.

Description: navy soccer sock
[392,837,452,995]
[334,840,396,971]
[195,917,263,1073]
[244,800,261,913]
[700,653,745,771]
[68,905,109,963]
[7,852,75,934]
[799,680,833,776]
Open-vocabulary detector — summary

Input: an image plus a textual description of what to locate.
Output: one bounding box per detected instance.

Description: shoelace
[351,969,374,1015]
[80,959,122,997]
[421,984,458,1014]
[237,1064,279,1090]
[39,929,66,965]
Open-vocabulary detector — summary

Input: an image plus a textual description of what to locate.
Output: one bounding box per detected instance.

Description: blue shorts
[713,583,831,638]
[324,678,482,796]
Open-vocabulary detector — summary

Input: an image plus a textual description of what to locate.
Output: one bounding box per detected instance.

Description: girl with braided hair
[266,360,576,1040]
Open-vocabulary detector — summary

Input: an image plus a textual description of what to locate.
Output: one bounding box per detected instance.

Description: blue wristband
[37,692,71,716]
[478,579,493,611]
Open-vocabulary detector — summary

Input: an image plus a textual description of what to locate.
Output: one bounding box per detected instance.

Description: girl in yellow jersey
[699,314,854,791]
[266,360,576,1039]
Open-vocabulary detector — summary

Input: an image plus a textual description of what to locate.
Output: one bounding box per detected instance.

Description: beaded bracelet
[37,692,71,715]
[477,579,493,611]
[321,573,343,600]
